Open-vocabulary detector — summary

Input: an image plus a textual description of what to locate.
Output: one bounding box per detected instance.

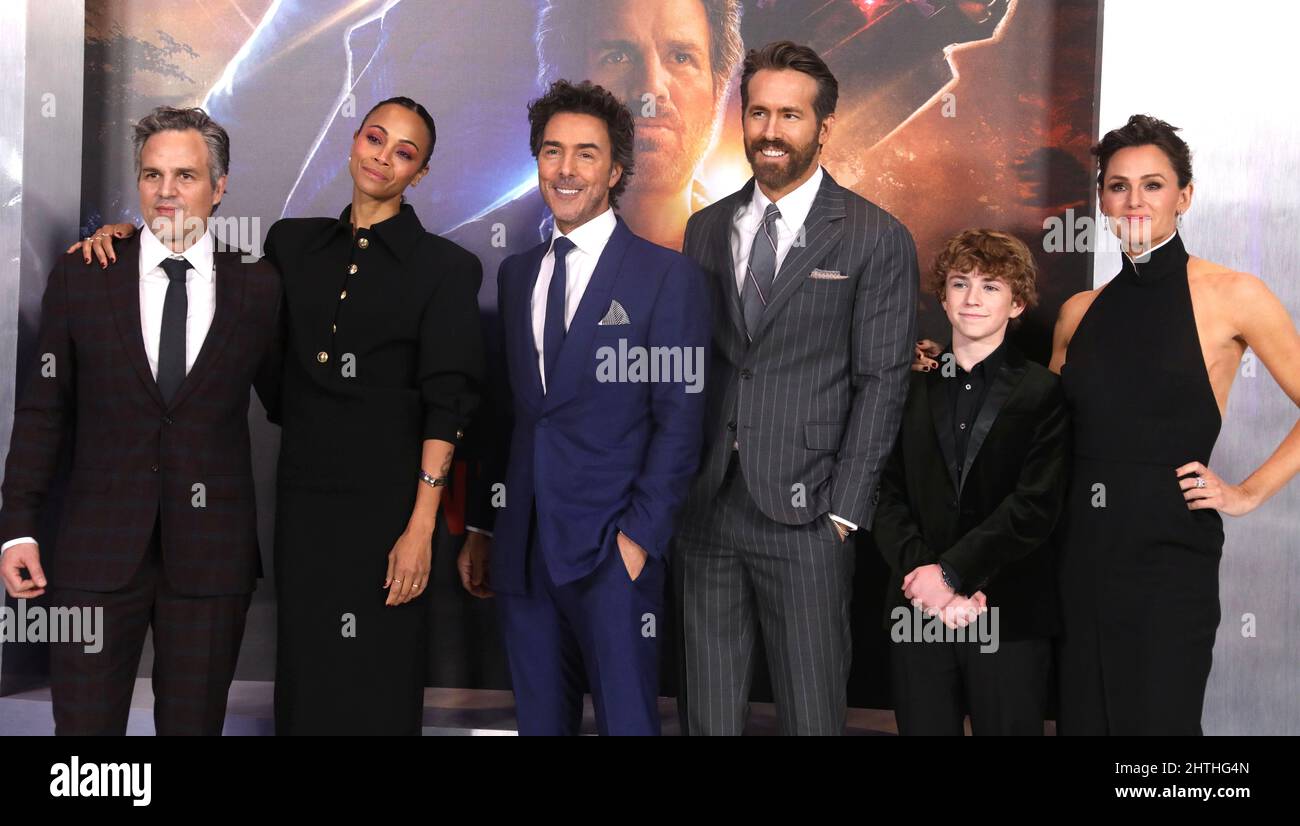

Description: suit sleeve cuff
[465,526,494,538]
[938,559,965,594]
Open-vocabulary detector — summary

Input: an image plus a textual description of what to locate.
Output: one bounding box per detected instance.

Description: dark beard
[746,137,819,192]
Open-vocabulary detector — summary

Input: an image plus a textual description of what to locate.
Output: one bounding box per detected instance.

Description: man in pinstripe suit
[676,41,918,735]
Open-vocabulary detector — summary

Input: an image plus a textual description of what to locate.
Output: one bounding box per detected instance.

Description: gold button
[357,238,369,249]
[316,351,329,364]
[340,289,348,300]
[348,264,358,275]
[332,323,337,333]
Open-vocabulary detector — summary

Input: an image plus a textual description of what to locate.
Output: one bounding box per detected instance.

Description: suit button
[150,465,159,473]
[740,369,753,379]
[948,499,958,510]
[727,420,736,431]
[348,264,358,275]
[456,429,464,440]
[317,351,329,364]
[357,238,369,250]
[162,416,173,425]
[339,289,348,300]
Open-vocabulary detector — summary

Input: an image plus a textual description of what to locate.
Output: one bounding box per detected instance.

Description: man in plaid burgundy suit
[0,107,282,735]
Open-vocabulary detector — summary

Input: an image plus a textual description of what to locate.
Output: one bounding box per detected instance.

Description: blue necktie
[543,236,576,390]
[157,256,191,404]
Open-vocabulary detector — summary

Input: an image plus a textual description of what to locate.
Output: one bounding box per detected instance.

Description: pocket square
[598,299,630,326]
[808,268,848,280]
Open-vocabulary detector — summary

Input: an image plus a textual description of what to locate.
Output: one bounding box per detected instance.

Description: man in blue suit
[458,80,710,735]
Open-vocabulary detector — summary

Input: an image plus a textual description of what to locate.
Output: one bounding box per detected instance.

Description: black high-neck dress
[1058,232,1224,735]
[263,204,484,735]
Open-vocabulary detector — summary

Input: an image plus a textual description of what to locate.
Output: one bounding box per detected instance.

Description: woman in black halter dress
[1053,116,1300,734]
[1056,229,1223,734]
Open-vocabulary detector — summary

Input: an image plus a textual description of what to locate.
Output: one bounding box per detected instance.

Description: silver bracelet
[418,469,448,489]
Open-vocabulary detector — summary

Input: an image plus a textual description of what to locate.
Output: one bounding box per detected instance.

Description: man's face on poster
[582,0,717,196]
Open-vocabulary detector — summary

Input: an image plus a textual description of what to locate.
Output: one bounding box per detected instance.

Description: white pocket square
[598,299,630,326]
[808,268,848,280]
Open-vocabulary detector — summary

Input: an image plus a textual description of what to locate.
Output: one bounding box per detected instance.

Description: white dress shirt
[2,225,217,555]
[531,206,617,394]
[730,165,823,294]
[138,222,217,380]
[725,166,856,534]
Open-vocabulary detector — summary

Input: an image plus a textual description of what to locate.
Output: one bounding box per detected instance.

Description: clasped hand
[902,563,988,630]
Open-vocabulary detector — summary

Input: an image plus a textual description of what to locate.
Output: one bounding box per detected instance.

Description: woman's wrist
[406,510,438,537]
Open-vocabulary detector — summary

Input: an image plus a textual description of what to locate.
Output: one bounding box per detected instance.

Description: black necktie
[543,236,575,390]
[157,256,191,404]
[741,203,781,339]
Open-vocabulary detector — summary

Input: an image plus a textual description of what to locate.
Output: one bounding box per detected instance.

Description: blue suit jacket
[490,218,710,595]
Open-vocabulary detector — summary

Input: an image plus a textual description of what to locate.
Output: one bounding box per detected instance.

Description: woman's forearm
[1240,416,1300,509]
[408,438,455,535]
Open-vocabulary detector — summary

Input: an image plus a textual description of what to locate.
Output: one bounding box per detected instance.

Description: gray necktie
[741,202,781,339]
[157,256,190,404]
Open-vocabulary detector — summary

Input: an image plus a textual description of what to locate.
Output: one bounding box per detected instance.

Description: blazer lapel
[106,236,164,409]
[958,346,1029,495]
[513,241,549,412]
[926,369,960,494]
[167,251,245,412]
[713,183,749,341]
[749,172,847,343]
[543,219,633,411]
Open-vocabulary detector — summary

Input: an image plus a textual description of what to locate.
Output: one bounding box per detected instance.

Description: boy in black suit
[873,229,1069,736]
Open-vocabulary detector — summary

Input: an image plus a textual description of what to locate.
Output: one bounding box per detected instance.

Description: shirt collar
[549,207,617,258]
[139,221,215,282]
[748,165,824,231]
[332,202,426,262]
[952,335,1010,379]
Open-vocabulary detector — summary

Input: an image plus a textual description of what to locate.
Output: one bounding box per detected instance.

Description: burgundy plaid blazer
[0,234,282,595]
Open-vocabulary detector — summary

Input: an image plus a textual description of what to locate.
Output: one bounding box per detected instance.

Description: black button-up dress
[263,204,484,734]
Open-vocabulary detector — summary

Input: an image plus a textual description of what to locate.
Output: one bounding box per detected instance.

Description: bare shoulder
[1188,255,1280,325]
[1049,286,1104,373]
[1057,286,1103,333]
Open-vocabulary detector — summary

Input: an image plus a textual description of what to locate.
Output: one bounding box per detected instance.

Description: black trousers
[891,633,1051,736]
[48,517,252,735]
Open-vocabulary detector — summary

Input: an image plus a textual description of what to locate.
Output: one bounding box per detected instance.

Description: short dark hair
[1092,114,1193,189]
[740,40,838,126]
[133,106,230,188]
[359,96,438,167]
[527,79,636,208]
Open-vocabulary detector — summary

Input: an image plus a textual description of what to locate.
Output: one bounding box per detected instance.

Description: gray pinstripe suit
[676,169,918,734]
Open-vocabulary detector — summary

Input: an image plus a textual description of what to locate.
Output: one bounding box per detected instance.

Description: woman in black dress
[1048,116,1300,734]
[76,97,484,734]
[261,98,484,734]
